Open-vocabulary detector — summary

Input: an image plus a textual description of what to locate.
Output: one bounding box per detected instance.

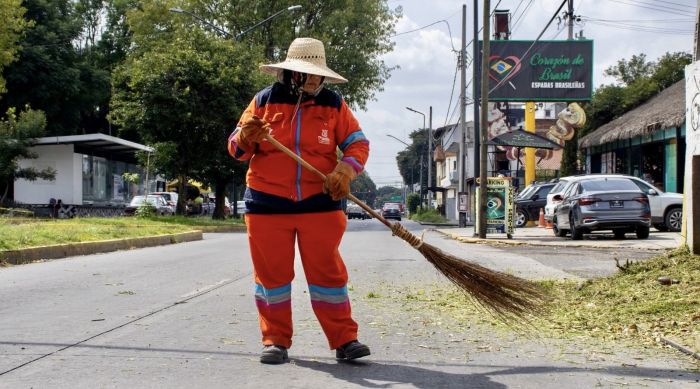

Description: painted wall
[14,144,78,204]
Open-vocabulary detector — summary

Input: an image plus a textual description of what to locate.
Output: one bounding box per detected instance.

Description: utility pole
[567,0,574,40]
[478,0,490,238]
[428,106,433,209]
[696,0,700,60]
[458,4,468,227]
[472,0,480,226]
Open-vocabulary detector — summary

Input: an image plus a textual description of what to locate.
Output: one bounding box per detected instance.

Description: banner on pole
[478,40,593,101]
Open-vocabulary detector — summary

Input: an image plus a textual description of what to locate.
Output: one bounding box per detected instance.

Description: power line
[608,0,694,17]
[584,19,694,34]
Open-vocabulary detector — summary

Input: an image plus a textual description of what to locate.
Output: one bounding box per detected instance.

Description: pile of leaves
[541,247,699,351]
[378,248,699,355]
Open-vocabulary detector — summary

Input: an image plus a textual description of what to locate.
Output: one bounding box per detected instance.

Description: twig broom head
[390,222,548,322]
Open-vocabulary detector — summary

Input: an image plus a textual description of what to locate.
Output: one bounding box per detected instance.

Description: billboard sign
[479,40,593,101]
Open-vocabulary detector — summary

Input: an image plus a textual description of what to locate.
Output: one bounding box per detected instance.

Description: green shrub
[410,208,448,223]
[135,203,156,218]
[407,193,420,214]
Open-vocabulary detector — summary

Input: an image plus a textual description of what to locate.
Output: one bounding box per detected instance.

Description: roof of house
[578,80,685,148]
[33,133,153,161]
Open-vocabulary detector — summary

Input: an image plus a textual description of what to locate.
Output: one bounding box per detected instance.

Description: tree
[604,53,654,86]
[0,0,29,95]
[111,3,266,217]
[375,185,402,207]
[0,106,55,204]
[0,0,86,136]
[396,129,428,192]
[350,171,377,207]
[222,0,401,110]
[112,1,401,217]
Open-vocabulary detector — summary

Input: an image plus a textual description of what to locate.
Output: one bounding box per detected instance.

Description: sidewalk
[435,225,683,251]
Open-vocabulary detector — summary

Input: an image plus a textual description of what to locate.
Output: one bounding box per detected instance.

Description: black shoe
[260,345,288,364]
[335,340,371,360]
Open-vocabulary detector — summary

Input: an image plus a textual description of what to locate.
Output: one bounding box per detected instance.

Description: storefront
[579,80,686,193]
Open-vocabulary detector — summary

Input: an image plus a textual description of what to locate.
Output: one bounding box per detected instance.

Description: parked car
[231,200,247,216]
[150,191,178,207]
[545,174,682,232]
[514,182,555,228]
[200,194,231,216]
[381,203,402,221]
[346,204,370,220]
[552,177,651,240]
[544,177,578,223]
[124,195,174,216]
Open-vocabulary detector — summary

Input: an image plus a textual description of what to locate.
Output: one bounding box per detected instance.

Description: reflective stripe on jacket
[228,82,369,203]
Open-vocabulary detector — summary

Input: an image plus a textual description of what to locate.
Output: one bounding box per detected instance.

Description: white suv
[545,174,682,232]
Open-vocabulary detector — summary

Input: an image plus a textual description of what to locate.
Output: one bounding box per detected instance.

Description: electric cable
[608,0,694,17]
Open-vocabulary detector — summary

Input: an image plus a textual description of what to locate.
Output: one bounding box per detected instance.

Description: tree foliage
[0,106,54,203]
[396,129,428,190]
[350,171,377,207]
[111,2,266,217]
[0,0,29,95]
[223,0,401,110]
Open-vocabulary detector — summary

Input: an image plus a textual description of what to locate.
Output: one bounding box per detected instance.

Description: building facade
[579,80,686,194]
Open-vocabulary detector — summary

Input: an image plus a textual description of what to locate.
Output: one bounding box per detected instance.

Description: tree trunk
[213,179,227,220]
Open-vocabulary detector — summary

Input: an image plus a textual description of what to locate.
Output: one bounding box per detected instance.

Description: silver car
[545,174,682,232]
[552,177,651,240]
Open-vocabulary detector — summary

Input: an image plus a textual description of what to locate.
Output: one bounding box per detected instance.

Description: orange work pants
[244,211,358,349]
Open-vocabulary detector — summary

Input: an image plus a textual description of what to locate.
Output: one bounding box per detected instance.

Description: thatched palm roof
[579,80,685,148]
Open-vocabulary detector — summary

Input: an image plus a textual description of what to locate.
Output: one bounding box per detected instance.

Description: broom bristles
[390,223,547,322]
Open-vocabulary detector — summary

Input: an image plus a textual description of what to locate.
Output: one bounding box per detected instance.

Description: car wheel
[570,214,583,240]
[613,229,626,239]
[553,218,567,237]
[664,207,682,232]
[515,209,527,228]
[636,226,650,239]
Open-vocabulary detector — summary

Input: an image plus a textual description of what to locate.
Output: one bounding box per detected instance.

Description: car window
[549,180,568,195]
[536,186,553,198]
[580,178,640,192]
[517,185,535,199]
[561,183,577,199]
[629,178,656,193]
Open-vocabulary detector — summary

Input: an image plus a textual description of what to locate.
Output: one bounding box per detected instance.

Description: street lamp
[169,5,302,40]
[406,106,430,209]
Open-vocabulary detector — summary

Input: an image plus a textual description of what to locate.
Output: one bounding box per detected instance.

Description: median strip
[0,231,203,265]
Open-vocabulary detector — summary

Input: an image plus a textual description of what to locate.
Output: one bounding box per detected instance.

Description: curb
[436,230,672,251]
[0,231,203,265]
[196,225,247,233]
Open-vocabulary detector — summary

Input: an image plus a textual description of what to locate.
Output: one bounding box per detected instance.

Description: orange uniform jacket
[228,83,369,207]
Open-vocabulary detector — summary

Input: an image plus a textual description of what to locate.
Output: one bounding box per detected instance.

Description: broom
[264,134,547,321]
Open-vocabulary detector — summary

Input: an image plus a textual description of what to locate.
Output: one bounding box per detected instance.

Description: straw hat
[260,38,348,84]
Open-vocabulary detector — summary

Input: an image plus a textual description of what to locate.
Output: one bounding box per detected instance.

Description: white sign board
[686,62,700,156]
[685,62,700,253]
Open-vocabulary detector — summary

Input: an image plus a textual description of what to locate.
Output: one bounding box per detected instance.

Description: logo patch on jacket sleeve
[318,129,330,145]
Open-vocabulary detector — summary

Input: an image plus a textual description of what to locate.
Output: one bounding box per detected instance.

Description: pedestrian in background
[228,37,371,364]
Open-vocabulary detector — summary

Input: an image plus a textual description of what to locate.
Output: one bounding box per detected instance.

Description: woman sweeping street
[227,37,371,364]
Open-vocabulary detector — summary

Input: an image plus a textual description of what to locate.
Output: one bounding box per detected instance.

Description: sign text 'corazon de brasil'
[478,40,593,101]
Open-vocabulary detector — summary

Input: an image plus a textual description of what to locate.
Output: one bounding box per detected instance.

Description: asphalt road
[0,218,697,388]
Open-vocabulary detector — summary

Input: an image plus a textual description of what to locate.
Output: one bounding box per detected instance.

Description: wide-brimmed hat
[259,37,348,84]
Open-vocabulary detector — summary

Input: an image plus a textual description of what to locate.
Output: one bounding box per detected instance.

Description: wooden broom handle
[264,134,393,229]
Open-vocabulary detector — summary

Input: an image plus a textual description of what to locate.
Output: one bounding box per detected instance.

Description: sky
[353,0,696,188]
